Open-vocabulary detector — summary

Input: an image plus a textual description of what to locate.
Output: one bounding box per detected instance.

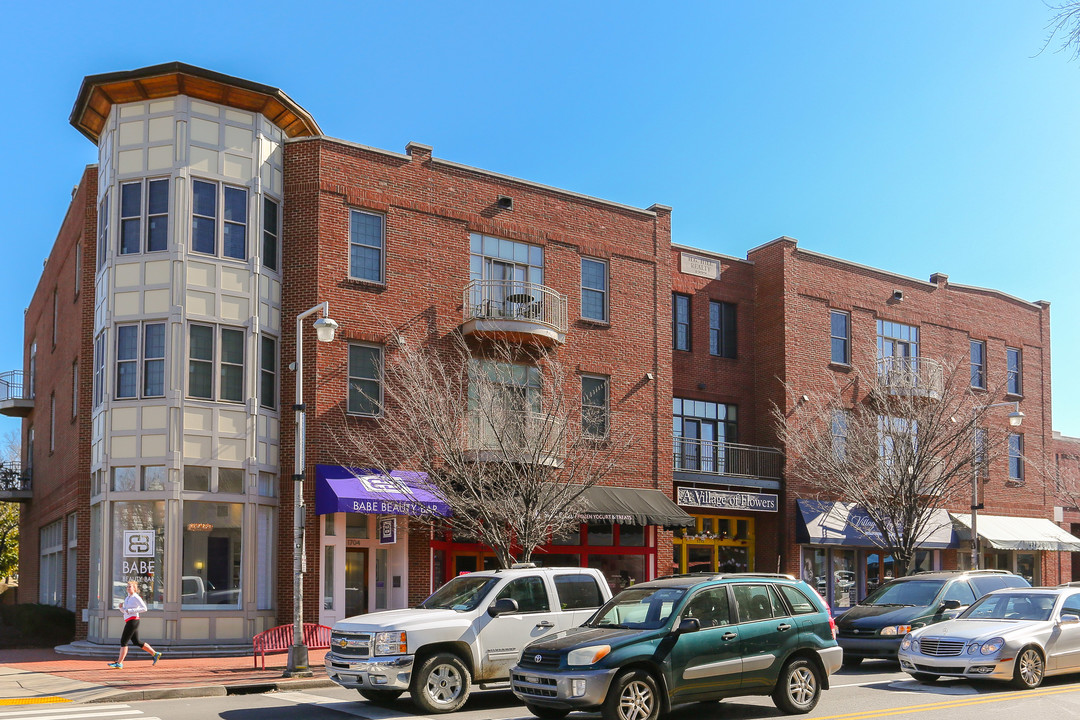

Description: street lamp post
[970,401,1024,570]
[285,302,338,677]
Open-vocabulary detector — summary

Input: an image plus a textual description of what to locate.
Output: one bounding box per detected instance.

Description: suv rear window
[554,574,605,610]
[969,576,1008,595]
[777,584,818,615]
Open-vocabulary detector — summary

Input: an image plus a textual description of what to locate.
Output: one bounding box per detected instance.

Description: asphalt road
[6,662,1080,720]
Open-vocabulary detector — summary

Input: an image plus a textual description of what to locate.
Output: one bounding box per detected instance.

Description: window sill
[828,362,852,372]
[1005,392,1024,401]
[578,318,611,328]
[344,277,386,291]
[1005,479,1026,488]
[709,354,738,361]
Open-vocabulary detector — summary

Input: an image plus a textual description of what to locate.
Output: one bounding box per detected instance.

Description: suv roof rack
[657,572,796,581]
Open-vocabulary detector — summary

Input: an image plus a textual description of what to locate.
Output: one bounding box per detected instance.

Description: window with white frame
[188,324,245,402]
[878,415,916,474]
[1007,347,1022,396]
[260,335,277,409]
[710,301,736,358]
[39,519,63,606]
[970,339,986,389]
[468,233,544,317]
[673,294,691,351]
[97,190,109,269]
[581,258,608,322]
[119,178,169,254]
[93,332,105,407]
[1009,433,1024,483]
[191,179,247,259]
[830,311,850,365]
[349,209,385,283]
[115,323,165,399]
[582,375,609,438]
[348,344,382,415]
[262,197,279,271]
[831,410,849,461]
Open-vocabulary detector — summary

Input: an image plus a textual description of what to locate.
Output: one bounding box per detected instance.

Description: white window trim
[114,322,166,400]
[347,342,384,416]
[187,323,248,403]
[581,374,610,438]
[581,257,609,322]
[191,178,249,261]
[348,208,386,284]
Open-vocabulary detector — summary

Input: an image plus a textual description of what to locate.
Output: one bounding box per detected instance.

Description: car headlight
[374,631,407,656]
[880,625,912,636]
[967,643,981,655]
[900,633,913,650]
[980,637,1005,655]
[567,645,611,666]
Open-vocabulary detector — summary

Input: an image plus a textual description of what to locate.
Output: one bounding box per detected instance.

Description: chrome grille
[330,632,372,658]
[512,673,558,698]
[517,653,561,670]
[919,638,965,657]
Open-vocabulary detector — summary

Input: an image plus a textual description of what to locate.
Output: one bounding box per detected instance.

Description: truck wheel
[772,657,821,714]
[410,652,472,713]
[358,689,402,705]
[602,668,660,720]
[525,704,570,719]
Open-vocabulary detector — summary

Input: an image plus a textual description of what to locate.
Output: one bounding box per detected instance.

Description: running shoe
[152,652,162,666]
[107,662,122,669]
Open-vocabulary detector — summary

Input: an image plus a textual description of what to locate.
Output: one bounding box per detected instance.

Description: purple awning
[315,465,451,517]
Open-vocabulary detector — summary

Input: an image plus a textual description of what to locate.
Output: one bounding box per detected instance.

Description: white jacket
[121,593,147,621]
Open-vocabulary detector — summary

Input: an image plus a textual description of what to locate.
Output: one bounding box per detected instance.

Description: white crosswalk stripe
[0,705,145,720]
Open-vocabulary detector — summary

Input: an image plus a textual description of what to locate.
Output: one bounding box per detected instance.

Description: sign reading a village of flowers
[677,486,778,512]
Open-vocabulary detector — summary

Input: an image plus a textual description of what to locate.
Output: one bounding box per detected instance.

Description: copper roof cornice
[69,61,321,143]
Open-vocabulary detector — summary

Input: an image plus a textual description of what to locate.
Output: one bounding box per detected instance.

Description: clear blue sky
[1,2,1078,436]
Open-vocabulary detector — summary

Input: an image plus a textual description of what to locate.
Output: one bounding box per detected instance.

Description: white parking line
[0,707,143,720]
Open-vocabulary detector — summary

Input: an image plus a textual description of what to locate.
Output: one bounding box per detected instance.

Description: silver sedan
[897,586,1080,689]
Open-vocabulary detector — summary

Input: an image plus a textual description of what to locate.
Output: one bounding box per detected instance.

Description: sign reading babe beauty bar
[677,487,778,512]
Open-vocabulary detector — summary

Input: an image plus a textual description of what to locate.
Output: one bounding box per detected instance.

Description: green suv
[510,573,842,720]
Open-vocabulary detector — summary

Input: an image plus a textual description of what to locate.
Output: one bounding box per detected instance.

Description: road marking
[272,692,389,718]
[0,707,142,720]
[813,683,1080,719]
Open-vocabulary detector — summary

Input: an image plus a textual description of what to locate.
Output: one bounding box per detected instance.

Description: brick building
[3,62,1077,649]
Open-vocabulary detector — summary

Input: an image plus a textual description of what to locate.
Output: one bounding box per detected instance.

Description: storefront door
[346,548,369,617]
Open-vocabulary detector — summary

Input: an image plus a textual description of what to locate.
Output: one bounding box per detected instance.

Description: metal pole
[285,301,328,678]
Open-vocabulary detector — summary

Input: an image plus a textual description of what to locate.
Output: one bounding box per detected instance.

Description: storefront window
[1017,553,1037,585]
[89,503,102,609]
[111,501,165,609]
[534,553,580,568]
[830,548,857,610]
[673,514,755,574]
[620,524,645,547]
[587,523,614,546]
[112,467,137,492]
[256,505,274,610]
[182,501,242,608]
[802,548,827,597]
[347,513,369,539]
[589,553,645,594]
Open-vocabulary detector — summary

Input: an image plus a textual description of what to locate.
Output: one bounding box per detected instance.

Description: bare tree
[1041,3,1080,61]
[774,352,1018,576]
[331,332,634,568]
[1047,432,1080,512]
[0,430,20,581]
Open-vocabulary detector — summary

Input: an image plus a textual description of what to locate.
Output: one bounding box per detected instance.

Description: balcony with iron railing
[875,356,944,400]
[673,438,783,489]
[0,370,33,418]
[0,461,32,502]
[464,410,565,466]
[462,280,568,346]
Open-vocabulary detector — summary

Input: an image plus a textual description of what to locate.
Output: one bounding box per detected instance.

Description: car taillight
[827,607,837,640]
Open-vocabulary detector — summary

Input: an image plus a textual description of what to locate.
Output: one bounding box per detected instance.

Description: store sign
[677,487,778,513]
[379,516,397,545]
[121,530,156,577]
[680,252,722,280]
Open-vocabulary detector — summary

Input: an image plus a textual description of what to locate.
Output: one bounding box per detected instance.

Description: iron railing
[673,438,783,481]
[463,280,568,335]
[875,356,944,399]
[0,370,27,402]
[0,461,31,492]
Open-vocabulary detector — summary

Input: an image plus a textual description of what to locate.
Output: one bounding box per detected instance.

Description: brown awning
[578,485,694,528]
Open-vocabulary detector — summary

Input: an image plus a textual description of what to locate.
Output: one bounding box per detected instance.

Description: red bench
[252,623,332,669]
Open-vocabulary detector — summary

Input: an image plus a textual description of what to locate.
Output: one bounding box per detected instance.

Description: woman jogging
[108,580,162,668]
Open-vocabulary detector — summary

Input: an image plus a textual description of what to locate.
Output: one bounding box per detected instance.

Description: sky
[0,2,1078,438]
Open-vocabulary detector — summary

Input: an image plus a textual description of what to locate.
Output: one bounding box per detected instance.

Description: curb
[86,678,335,703]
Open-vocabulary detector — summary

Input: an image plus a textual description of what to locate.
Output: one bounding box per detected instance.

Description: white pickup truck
[325,565,612,713]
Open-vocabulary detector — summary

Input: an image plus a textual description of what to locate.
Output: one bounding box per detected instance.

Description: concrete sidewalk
[0,647,334,704]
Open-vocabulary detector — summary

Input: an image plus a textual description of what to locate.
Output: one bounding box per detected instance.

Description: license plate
[526,675,540,684]
[340,674,358,684]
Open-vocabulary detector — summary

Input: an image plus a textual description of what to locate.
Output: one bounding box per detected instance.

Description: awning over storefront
[795,499,956,549]
[950,513,1080,552]
[577,485,695,528]
[314,465,451,517]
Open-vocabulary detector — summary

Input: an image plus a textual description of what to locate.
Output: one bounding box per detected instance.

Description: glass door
[345,548,368,617]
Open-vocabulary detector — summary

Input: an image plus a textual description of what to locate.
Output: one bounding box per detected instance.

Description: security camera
[892,290,904,302]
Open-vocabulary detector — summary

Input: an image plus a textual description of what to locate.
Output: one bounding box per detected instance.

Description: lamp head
[313,316,338,343]
[1007,410,1024,427]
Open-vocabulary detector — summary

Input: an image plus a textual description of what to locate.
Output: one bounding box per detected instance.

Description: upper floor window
[830,311,850,365]
[52,289,58,347]
[672,398,738,473]
[188,324,245,402]
[673,293,691,351]
[471,360,542,415]
[262,198,280,272]
[877,319,919,360]
[581,258,608,322]
[831,410,849,461]
[348,344,382,416]
[93,334,105,407]
[119,178,169,254]
[192,179,247,260]
[71,361,78,419]
[97,191,110,270]
[878,415,916,472]
[1009,433,1024,483]
[349,210,385,283]
[581,375,609,438]
[970,340,986,389]
[710,301,736,358]
[260,335,277,410]
[468,233,544,317]
[1006,347,1022,395]
[116,322,166,399]
[74,242,82,297]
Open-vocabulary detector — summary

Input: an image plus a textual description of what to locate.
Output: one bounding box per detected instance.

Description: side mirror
[675,617,701,635]
[488,597,519,617]
[940,600,961,612]
[1060,614,1080,626]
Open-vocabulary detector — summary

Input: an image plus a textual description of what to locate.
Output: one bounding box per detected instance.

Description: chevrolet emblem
[338,638,349,648]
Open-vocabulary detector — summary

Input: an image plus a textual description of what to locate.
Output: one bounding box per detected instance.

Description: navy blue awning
[315,465,451,517]
[795,500,955,549]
